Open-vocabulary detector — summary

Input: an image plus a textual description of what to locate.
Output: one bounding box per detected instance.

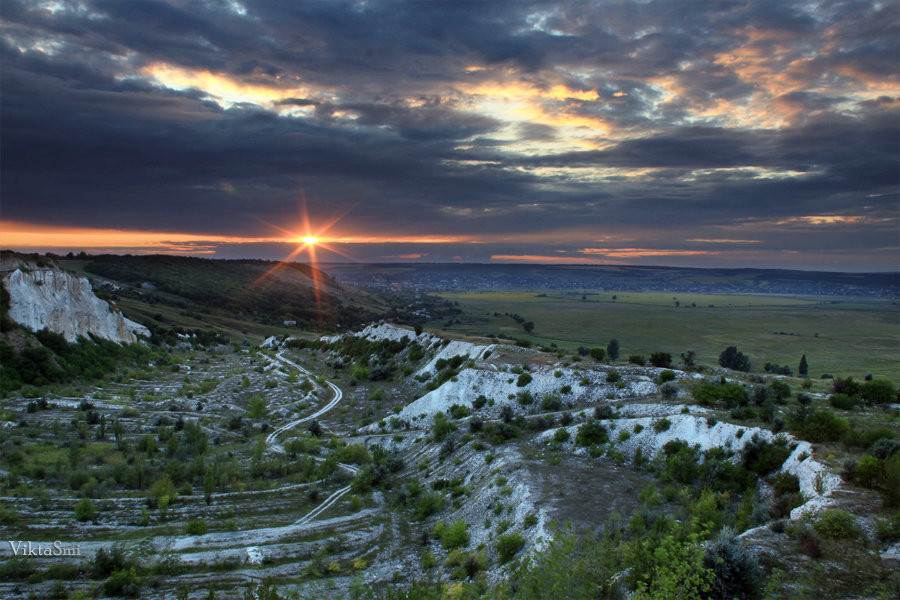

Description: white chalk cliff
[3,267,149,344]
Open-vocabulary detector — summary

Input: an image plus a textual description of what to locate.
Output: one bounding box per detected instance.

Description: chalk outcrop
[3,267,149,344]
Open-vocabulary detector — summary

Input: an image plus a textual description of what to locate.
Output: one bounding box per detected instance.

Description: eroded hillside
[0,322,897,599]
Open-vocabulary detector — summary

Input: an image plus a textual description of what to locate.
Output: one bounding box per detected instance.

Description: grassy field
[430,290,900,382]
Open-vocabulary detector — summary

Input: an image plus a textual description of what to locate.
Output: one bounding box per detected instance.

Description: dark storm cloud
[0,0,897,270]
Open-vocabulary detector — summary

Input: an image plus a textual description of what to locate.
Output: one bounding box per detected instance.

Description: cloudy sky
[1,0,897,270]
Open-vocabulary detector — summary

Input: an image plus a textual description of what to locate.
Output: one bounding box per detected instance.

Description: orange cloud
[381,253,426,259]
[0,221,287,249]
[775,215,874,225]
[490,254,622,264]
[139,63,310,111]
[581,247,718,258]
[687,238,761,244]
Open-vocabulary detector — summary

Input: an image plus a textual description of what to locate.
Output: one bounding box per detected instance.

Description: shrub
[769,380,791,401]
[813,509,857,539]
[718,346,750,372]
[860,379,897,405]
[856,455,881,488]
[575,421,608,446]
[594,404,614,419]
[795,410,849,443]
[660,382,679,399]
[869,438,900,460]
[414,492,445,520]
[884,454,900,507]
[792,522,822,557]
[606,370,620,383]
[338,443,373,464]
[497,533,526,563]
[472,395,488,410]
[829,393,858,411]
[432,413,457,442]
[448,404,470,419]
[185,519,207,535]
[517,373,533,387]
[742,435,791,477]
[75,497,95,521]
[769,472,800,496]
[649,352,672,368]
[553,428,570,443]
[104,567,141,597]
[703,529,762,600]
[541,395,562,411]
[434,519,469,549]
[628,355,645,366]
[658,370,676,383]
[589,347,606,361]
[653,418,671,433]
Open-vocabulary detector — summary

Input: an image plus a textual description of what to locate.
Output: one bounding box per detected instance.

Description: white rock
[3,267,149,344]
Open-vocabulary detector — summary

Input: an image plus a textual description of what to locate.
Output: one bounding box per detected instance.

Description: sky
[0,0,898,271]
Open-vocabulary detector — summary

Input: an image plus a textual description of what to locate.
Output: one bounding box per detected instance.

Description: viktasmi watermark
[8,541,82,557]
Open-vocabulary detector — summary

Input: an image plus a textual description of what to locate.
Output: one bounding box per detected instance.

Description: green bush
[103,567,141,597]
[860,379,897,405]
[883,454,900,507]
[575,421,608,446]
[517,373,533,387]
[497,533,526,563]
[414,492,444,520]
[185,519,207,535]
[742,435,791,477]
[541,395,562,411]
[795,410,849,443]
[434,519,469,549]
[857,455,882,488]
[658,370,676,383]
[606,370,620,383]
[448,404,470,419]
[829,393,858,411]
[769,472,800,496]
[338,443,373,464]
[813,509,857,539]
[432,413,457,442]
[553,428,570,443]
[74,497,95,522]
[649,353,672,368]
[653,418,671,433]
[703,529,762,600]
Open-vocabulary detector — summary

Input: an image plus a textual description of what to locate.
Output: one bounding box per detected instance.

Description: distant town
[321,263,900,298]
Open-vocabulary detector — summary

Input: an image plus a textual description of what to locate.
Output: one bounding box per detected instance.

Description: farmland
[430,291,900,382]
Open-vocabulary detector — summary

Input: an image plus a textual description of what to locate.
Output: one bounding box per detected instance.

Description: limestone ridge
[2,266,149,344]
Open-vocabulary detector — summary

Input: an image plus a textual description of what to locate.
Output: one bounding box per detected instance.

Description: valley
[0,255,898,599]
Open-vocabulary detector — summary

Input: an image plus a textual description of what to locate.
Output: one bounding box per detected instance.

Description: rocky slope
[2,264,149,344]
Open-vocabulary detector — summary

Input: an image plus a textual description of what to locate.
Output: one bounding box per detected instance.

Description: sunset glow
[0,1,896,271]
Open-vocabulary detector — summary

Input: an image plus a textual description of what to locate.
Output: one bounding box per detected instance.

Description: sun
[300,236,319,245]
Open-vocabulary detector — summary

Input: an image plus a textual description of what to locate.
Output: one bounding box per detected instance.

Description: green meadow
[431,291,900,382]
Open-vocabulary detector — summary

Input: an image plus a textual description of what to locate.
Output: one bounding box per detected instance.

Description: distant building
[283,320,297,326]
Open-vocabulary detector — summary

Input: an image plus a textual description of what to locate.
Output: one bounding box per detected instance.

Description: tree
[607,339,620,362]
[798,354,808,377]
[649,352,672,368]
[75,497,95,521]
[589,347,606,361]
[248,395,267,420]
[307,420,322,437]
[860,379,897,405]
[681,350,697,367]
[718,347,750,372]
[523,321,535,333]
